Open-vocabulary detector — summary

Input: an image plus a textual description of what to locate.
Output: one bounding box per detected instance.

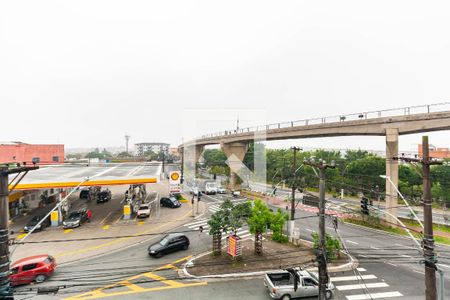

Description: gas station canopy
[8,163,161,190]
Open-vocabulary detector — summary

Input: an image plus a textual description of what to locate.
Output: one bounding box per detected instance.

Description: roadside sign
[169,171,181,193]
[227,235,242,258]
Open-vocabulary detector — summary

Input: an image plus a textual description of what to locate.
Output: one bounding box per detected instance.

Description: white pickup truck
[137,204,151,218]
[264,268,334,300]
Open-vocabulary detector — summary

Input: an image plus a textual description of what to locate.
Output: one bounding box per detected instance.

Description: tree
[117,151,132,158]
[270,208,289,243]
[207,212,226,255]
[247,199,272,255]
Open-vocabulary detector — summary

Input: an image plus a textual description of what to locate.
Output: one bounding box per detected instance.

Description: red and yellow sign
[227,235,238,257]
[170,172,180,181]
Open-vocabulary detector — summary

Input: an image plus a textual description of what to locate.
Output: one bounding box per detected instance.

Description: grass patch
[343,217,450,246]
[400,218,450,234]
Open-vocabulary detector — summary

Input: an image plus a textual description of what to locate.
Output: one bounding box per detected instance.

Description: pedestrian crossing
[183,217,252,240]
[208,199,248,214]
[331,268,403,300]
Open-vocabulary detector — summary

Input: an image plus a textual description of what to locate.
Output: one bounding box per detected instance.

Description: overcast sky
[1,1,450,151]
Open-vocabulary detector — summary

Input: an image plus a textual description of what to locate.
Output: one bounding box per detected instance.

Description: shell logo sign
[170,172,180,181]
[169,171,181,193]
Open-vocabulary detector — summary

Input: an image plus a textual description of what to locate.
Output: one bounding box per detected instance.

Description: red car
[10,255,56,286]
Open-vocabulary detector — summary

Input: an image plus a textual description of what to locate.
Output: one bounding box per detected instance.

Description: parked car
[97,190,112,203]
[160,197,181,208]
[63,210,88,229]
[231,190,241,197]
[79,188,90,199]
[217,186,227,194]
[137,204,151,218]
[10,255,56,286]
[148,233,189,257]
[24,215,51,233]
[264,267,334,300]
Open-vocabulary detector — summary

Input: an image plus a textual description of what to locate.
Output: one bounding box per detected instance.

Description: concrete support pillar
[183,145,204,179]
[221,142,248,190]
[385,128,399,225]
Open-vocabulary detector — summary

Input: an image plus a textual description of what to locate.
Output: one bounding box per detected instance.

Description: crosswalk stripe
[336,282,389,291]
[331,275,377,282]
[188,221,208,229]
[356,268,366,272]
[346,291,403,300]
[183,219,208,227]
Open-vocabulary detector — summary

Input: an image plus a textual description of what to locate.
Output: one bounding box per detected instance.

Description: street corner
[65,255,207,300]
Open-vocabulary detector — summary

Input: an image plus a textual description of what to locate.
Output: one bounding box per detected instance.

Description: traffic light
[361,196,369,215]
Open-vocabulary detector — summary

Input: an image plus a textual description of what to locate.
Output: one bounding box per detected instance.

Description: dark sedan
[63,210,88,229]
[148,233,189,257]
[160,197,181,208]
[24,215,51,232]
[97,190,112,203]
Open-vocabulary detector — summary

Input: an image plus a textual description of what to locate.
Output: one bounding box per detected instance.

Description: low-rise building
[135,142,170,156]
[0,142,64,165]
[418,144,450,159]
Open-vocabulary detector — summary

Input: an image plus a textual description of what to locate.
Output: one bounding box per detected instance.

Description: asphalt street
[12,189,450,300]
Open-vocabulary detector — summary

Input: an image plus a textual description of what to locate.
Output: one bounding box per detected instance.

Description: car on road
[10,255,56,286]
[137,204,151,218]
[160,196,181,208]
[217,186,227,194]
[97,190,112,203]
[148,233,190,257]
[231,190,241,197]
[264,267,334,300]
[79,188,90,199]
[24,215,51,232]
[63,210,88,229]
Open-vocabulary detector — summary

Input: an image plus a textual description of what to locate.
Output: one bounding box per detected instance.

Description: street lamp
[380,175,424,229]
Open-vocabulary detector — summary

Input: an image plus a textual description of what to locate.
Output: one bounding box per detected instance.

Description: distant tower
[125,135,130,153]
[236,116,240,131]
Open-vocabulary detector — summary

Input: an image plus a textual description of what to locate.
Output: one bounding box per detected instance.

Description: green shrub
[311,232,341,261]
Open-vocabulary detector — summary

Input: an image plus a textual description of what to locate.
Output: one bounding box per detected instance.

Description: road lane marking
[331,275,377,282]
[346,240,358,245]
[102,225,110,230]
[438,263,450,269]
[356,268,366,272]
[395,243,416,249]
[336,282,389,291]
[346,291,403,300]
[305,228,313,232]
[400,254,412,258]
[100,212,112,225]
[385,262,398,267]
[183,219,208,227]
[413,270,425,275]
[16,233,27,239]
[64,229,73,234]
[370,246,380,250]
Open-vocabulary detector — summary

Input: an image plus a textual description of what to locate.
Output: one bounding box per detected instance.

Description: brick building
[418,144,450,159]
[0,142,65,165]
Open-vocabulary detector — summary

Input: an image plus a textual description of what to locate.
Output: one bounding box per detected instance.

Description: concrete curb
[179,240,358,281]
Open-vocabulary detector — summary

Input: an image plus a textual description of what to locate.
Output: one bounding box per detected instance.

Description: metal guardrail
[198,102,450,140]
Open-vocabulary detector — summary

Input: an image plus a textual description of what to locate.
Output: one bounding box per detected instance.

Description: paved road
[249,181,449,225]
[13,191,450,299]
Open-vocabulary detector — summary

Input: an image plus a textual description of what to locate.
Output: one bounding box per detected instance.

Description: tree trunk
[254,231,263,255]
[213,232,222,255]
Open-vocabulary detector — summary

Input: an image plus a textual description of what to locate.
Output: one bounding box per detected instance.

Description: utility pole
[303,158,335,300]
[1,164,38,299]
[290,147,301,221]
[180,147,184,184]
[395,136,440,300]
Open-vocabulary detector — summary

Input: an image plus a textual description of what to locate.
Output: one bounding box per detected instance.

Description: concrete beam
[184,111,450,147]
[183,145,204,179]
[221,142,248,190]
[385,128,399,225]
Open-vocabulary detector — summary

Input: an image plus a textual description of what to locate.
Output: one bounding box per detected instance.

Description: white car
[231,190,241,197]
[137,204,151,218]
[217,186,227,194]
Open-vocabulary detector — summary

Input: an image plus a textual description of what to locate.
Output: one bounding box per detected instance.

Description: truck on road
[194,179,218,195]
[264,268,334,300]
